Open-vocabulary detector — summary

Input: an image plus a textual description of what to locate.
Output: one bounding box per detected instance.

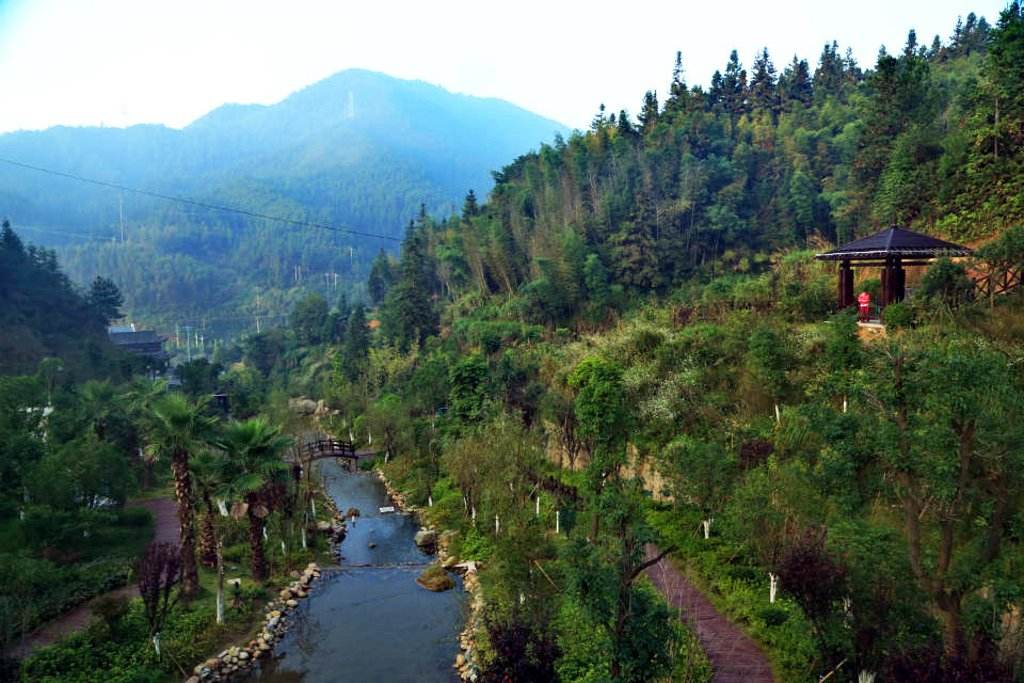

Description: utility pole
[118,195,125,243]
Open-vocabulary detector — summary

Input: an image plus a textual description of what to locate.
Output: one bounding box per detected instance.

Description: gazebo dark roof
[815,226,972,261]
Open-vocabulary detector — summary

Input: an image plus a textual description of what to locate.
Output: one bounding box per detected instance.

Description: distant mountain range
[0,69,567,333]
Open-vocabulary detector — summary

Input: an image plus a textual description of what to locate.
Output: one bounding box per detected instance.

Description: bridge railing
[302,438,357,459]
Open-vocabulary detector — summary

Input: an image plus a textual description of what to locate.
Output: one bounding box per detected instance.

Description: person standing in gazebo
[857,291,872,322]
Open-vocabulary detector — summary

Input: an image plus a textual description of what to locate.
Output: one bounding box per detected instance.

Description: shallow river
[254,459,465,683]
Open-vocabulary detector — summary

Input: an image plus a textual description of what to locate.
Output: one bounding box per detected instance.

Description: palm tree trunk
[199,492,217,569]
[247,502,269,582]
[171,449,199,597]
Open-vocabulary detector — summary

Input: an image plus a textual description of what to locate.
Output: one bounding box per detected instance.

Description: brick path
[10,497,179,659]
[645,545,775,683]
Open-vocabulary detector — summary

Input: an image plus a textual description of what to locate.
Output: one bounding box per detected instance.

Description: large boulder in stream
[416,563,455,592]
[414,528,437,550]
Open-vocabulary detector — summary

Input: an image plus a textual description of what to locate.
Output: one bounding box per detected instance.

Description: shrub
[882,302,913,329]
[918,258,974,307]
[775,527,847,628]
[758,606,790,627]
[118,508,153,528]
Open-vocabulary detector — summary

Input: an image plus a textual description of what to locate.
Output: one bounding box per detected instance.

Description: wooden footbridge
[288,432,372,471]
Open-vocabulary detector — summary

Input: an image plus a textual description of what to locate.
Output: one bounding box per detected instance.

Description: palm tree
[79,379,118,441]
[217,418,292,582]
[143,393,217,598]
[125,379,167,489]
[189,450,222,569]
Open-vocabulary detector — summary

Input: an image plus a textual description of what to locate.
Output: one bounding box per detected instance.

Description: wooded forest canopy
[365,7,1020,333]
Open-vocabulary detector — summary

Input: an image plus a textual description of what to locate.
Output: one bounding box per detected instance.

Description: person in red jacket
[857,291,871,322]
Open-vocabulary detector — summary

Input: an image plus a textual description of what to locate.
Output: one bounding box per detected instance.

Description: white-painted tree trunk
[774,403,781,424]
[495,514,500,535]
[428,495,433,507]
[701,518,712,539]
[310,498,316,517]
[217,499,228,516]
[842,395,848,413]
[301,526,307,550]
[555,510,560,534]
[152,633,161,656]
[263,526,268,541]
[535,496,540,517]
[215,542,225,625]
[769,572,779,603]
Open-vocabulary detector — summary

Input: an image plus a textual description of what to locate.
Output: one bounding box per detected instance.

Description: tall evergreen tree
[779,56,813,108]
[382,222,439,349]
[340,304,370,381]
[367,248,395,306]
[638,90,660,134]
[88,276,124,324]
[722,50,748,117]
[462,189,480,219]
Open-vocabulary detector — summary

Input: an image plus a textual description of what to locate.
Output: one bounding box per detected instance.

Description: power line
[10,223,114,242]
[0,155,402,243]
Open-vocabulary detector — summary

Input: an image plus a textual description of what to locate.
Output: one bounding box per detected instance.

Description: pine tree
[340,304,370,381]
[616,110,636,138]
[749,48,779,113]
[664,52,689,117]
[367,248,394,306]
[722,50,748,117]
[813,41,846,99]
[779,56,813,108]
[88,276,124,324]
[638,91,660,134]
[462,190,480,220]
[382,222,439,349]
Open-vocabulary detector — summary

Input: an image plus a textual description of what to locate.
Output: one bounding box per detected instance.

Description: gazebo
[815,226,972,309]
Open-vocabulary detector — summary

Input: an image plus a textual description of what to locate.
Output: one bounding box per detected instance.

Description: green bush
[882,302,914,329]
[118,508,152,528]
[758,606,790,627]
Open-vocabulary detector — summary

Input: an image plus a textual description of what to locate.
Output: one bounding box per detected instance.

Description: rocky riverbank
[186,464,348,682]
[186,563,323,683]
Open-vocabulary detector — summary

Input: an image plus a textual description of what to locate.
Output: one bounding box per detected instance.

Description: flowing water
[254,459,465,682]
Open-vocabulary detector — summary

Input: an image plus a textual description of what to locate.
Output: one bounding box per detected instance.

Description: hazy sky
[0,0,1009,134]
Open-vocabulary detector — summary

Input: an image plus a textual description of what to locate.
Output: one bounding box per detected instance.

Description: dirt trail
[10,497,179,659]
[645,545,775,683]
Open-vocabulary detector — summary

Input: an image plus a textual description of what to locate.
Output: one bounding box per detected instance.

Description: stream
[254,459,466,682]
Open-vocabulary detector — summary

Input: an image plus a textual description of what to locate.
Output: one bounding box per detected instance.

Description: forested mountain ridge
[0,69,567,334]
[377,9,1019,323]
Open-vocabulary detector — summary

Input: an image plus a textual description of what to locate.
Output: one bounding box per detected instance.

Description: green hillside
[0,69,567,338]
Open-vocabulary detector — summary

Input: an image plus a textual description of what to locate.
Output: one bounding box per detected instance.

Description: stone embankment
[186,475,348,682]
[376,470,483,682]
[185,563,323,682]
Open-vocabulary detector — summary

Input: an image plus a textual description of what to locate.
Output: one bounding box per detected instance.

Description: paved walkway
[645,545,775,683]
[11,497,178,659]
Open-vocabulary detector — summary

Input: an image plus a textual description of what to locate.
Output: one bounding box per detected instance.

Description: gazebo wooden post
[894,256,906,303]
[838,260,854,308]
[880,258,890,306]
